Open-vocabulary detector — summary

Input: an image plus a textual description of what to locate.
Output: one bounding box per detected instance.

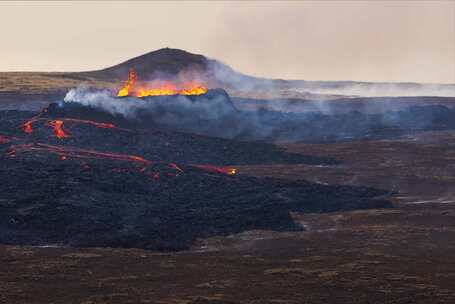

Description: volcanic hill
[81,48,213,81]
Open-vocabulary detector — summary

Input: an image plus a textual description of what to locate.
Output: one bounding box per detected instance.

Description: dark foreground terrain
[1,130,454,303]
[0,109,389,251]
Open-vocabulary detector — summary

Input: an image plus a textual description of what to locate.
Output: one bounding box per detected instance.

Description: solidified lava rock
[0,149,389,251]
[0,111,390,250]
[0,109,391,251]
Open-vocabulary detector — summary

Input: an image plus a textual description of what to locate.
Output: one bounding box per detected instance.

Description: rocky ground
[0,109,389,251]
[1,129,454,303]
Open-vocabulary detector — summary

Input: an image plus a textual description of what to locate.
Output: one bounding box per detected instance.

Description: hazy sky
[1,1,454,83]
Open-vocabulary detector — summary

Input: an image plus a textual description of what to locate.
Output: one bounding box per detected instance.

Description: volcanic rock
[0,109,391,251]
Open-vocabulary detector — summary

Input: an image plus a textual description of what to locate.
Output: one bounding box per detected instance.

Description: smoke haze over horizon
[0,1,454,84]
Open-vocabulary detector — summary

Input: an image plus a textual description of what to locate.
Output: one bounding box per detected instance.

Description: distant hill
[81,48,212,80]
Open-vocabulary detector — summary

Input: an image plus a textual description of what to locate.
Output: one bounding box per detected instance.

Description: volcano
[84,48,211,81]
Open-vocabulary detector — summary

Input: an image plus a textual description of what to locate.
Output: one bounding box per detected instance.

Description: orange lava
[48,120,70,139]
[9,143,152,165]
[117,68,207,98]
[190,164,237,175]
[117,69,137,97]
[22,121,34,134]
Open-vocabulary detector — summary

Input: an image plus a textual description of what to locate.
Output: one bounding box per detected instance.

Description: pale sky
[1,1,454,83]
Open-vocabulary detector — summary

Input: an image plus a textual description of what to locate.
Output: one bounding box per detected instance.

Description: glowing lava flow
[9,143,151,164]
[48,120,70,139]
[136,83,208,97]
[13,115,237,179]
[8,142,237,177]
[190,164,237,175]
[20,117,128,139]
[116,68,207,97]
[61,118,131,132]
[62,118,116,129]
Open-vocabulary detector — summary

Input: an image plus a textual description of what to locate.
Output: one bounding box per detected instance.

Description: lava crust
[0,110,391,250]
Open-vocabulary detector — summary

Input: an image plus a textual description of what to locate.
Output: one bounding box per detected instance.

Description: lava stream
[62,118,121,130]
[9,143,151,164]
[190,164,237,175]
[7,143,237,177]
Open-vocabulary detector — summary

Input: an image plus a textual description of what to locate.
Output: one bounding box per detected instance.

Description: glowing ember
[0,135,10,144]
[48,120,70,139]
[23,122,33,133]
[191,164,237,175]
[117,68,207,97]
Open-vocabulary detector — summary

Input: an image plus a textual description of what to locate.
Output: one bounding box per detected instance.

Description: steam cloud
[208,60,455,98]
[63,86,455,143]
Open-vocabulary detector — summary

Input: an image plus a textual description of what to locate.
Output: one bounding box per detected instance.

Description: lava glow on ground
[14,114,236,179]
[117,69,208,98]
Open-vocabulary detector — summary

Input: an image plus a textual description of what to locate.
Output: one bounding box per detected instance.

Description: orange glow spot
[22,121,34,134]
[129,155,149,163]
[49,120,70,139]
[191,164,237,175]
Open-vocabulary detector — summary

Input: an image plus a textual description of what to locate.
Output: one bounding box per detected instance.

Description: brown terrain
[1,49,454,303]
[1,131,454,304]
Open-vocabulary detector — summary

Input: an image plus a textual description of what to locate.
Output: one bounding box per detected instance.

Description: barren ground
[1,130,454,303]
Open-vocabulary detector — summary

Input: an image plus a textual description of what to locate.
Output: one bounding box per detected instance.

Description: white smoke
[294,82,455,98]
[206,59,455,98]
[64,87,148,118]
[63,87,242,137]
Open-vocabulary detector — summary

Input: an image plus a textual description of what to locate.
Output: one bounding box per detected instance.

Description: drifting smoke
[64,87,144,118]
[207,59,455,98]
[293,82,455,98]
[63,85,455,143]
[63,87,255,138]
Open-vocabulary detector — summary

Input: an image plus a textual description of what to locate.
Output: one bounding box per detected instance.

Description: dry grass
[0,72,118,94]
